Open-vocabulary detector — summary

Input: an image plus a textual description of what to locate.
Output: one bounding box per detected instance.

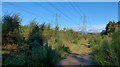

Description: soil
[56,53,93,67]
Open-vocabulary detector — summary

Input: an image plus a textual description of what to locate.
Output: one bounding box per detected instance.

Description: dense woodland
[1,14,120,66]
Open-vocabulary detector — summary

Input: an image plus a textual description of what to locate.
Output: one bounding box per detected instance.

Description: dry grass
[68,38,91,54]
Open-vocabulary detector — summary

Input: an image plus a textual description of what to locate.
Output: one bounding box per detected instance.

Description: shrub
[3,52,25,65]
[56,45,71,59]
[27,34,44,50]
[88,34,103,48]
[26,45,60,67]
[91,32,120,66]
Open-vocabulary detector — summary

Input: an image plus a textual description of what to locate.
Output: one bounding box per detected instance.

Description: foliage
[90,21,120,65]
[26,45,60,67]
[3,14,119,66]
[91,32,120,66]
[27,34,44,50]
[100,30,107,35]
[56,45,71,59]
[21,20,40,40]
[101,21,120,35]
[2,14,23,47]
[2,14,21,34]
[3,52,25,65]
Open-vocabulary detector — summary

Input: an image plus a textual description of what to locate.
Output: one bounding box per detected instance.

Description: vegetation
[2,14,120,66]
[100,21,120,35]
[2,14,73,66]
[90,21,120,66]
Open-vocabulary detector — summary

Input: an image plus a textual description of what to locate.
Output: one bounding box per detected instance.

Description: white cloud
[70,24,106,33]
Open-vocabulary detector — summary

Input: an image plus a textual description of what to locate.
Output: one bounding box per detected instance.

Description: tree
[28,34,44,50]
[2,14,21,46]
[29,21,39,35]
[39,23,45,34]
[105,21,115,34]
[115,21,120,32]
[2,14,21,34]
[55,25,59,32]
[21,20,39,40]
[100,30,107,35]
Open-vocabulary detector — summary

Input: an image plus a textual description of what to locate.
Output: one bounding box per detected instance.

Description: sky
[2,2,118,33]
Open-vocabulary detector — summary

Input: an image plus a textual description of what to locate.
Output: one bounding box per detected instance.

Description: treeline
[100,21,120,35]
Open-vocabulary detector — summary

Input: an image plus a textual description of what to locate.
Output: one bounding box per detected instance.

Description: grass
[68,37,91,54]
[69,44,91,54]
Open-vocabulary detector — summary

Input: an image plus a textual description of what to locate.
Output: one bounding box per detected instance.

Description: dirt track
[56,53,93,67]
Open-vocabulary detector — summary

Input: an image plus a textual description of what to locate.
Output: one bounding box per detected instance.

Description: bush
[27,34,44,50]
[91,32,120,66]
[88,34,103,48]
[3,52,25,65]
[26,45,61,67]
[3,45,61,66]
[56,45,71,59]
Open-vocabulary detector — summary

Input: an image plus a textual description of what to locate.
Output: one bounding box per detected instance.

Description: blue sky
[2,2,118,32]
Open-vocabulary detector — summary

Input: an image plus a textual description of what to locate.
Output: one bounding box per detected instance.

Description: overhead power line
[4,3,46,20]
[34,2,76,27]
[47,2,75,22]
[33,3,54,15]
[75,3,85,16]
[68,2,83,16]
